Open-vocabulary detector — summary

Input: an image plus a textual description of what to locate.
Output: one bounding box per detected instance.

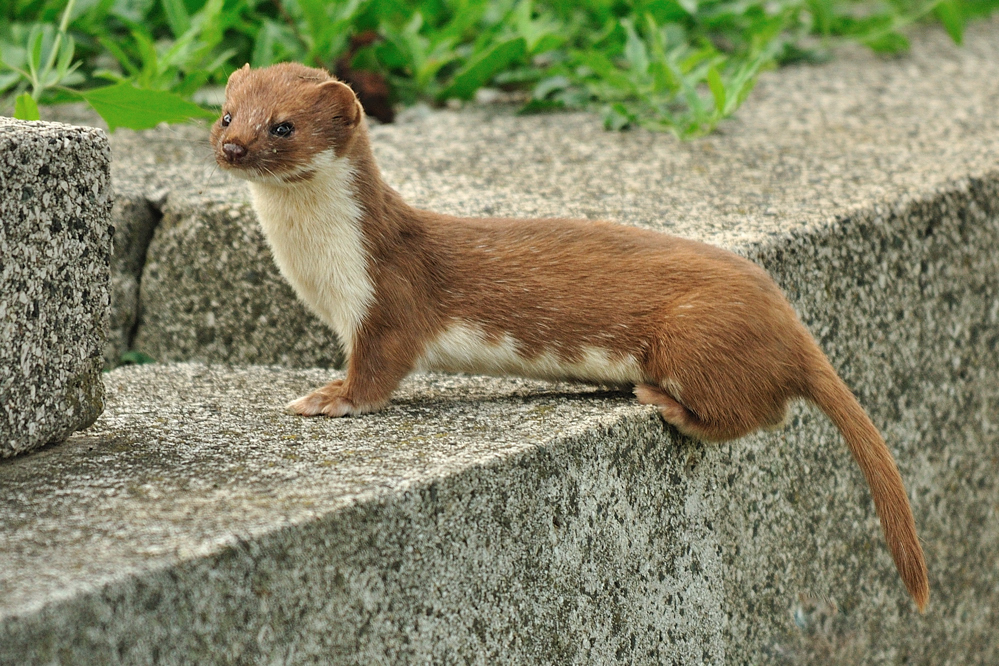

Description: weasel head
[210,62,365,185]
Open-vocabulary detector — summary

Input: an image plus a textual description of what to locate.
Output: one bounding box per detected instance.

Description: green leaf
[251,19,279,67]
[513,0,564,55]
[706,65,725,112]
[77,82,216,131]
[676,0,698,15]
[934,0,964,45]
[298,0,363,60]
[621,19,649,76]
[533,75,570,100]
[531,33,563,55]
[603,103,634,131]
[518,97,565,114]
[79,0,118,30]
[55,34,75,78]
[441,37,527,101]
[27,25,45,83]
[863,31,910,54]
[97,36,139,76]
[14,93,40,120]
[118,350,156,365]
[435,2,486,44]
[649,61,678,93]
[808,0,834,36]
[129,28,160,81]
[679,46,719,76]
[296,0,328,41]
[0,39,28,73]
[111,0,156,24]
[575,50,634,93]
[160,0,191,38]
[0,72,22,95]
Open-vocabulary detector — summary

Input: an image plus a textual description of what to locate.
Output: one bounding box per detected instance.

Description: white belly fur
[247,152,373,354]
[416,322,645,385]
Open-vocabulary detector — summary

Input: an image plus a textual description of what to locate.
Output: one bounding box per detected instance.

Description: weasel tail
[805,350,929,611]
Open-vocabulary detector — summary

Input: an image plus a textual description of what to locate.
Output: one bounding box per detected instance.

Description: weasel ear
[225,63,251,91]
[317,79,363,127]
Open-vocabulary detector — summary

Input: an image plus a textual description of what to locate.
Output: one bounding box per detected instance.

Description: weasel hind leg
[634,383,786,442]
[634,383,722,440]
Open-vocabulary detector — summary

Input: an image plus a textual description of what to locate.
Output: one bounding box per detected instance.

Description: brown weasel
[210,62,929,611]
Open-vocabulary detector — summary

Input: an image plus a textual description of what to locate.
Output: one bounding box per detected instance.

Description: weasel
[210,62,929,611]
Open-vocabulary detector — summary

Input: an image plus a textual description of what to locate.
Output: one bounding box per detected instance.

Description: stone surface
[28,106,163,369]
[131,194,343,367]
[0,117,113,458]
[1,173,997,661]
[17,114,332,369]
[104,188,158,368]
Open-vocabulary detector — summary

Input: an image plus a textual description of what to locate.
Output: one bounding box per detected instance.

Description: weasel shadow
[389,384,637,411]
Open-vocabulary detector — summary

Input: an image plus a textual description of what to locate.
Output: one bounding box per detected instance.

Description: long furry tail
[805,355,929,612]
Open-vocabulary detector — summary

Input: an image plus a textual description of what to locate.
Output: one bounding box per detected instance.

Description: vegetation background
[2,0,997,136]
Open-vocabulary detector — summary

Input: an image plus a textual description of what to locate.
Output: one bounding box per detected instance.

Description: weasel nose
[222,142,247,162]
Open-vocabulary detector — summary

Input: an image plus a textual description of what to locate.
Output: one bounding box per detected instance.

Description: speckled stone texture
[0,117,113,458]
[131,193,343,367]
[1,185,997,662]
[104,187,158,368]
[3,16,997,665]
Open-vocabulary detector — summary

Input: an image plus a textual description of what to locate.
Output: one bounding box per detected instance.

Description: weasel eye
[221,112,231,127]
[270,122,294,138]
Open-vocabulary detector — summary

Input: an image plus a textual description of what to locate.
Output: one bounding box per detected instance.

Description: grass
[2,0,997,136]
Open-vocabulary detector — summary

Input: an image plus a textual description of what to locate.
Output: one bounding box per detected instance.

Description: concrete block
[67,117,344,368]
[1,175,996,660]
[130,194,343,367]
[0,117,113,458]
[104,187,158,368]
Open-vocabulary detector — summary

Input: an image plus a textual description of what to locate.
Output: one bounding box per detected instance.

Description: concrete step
[4,16,998,665]
[0,118,113,457]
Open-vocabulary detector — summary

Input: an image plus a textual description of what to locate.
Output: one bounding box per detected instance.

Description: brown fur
[210,63,929,611]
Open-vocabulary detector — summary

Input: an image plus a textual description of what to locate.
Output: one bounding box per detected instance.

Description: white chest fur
[247,153,373,353]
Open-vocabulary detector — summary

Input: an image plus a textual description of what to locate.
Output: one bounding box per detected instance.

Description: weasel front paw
[287,393,356,417]
[286,380,383,417]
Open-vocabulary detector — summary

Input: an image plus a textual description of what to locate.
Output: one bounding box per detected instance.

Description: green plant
[1,0,83,120]
[2,0,996,135]
[118,350,156,366]
[1,0,221,128]
[553,14,784,134]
